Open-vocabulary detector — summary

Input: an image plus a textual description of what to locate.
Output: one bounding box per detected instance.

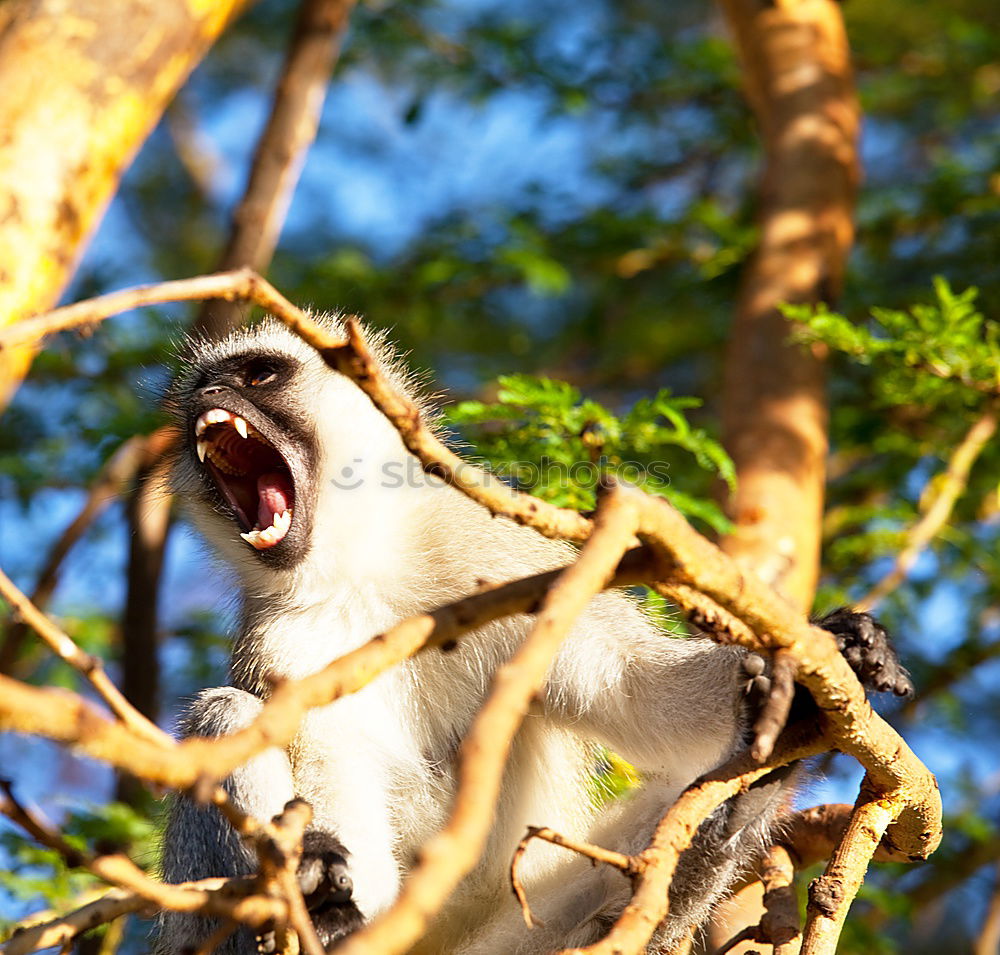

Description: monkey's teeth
[240,509,293,551]
[234,416,248,439]
[195,408,233,436]
[196,439,208,463]
[240,529,264,548]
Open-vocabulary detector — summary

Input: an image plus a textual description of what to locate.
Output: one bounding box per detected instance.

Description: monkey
[155,314,911,954]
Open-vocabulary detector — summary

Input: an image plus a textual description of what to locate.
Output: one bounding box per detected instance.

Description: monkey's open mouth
[194,408,295,551]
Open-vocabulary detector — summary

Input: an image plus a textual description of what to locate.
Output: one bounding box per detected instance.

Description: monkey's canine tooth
[196,408,233,436]
[196,439,208,462]
[240,510,291,550]
[234,416,249,439]
[240,528,265,549]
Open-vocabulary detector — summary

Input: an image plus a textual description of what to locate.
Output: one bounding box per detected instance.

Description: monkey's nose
[197,384,227,399]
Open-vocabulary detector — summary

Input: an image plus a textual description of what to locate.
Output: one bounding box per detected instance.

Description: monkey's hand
[256,830,363,953]
[816,607,913,697]
[739,608,912,757]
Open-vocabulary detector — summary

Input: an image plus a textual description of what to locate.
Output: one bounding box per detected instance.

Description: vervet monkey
[157,316,910,953]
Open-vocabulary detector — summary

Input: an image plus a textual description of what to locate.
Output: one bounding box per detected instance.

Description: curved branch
[802,777,901,954]
[334,481,641,955]
[195,0,356,339]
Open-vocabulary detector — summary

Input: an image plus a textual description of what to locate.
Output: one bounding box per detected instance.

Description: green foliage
[445,374,734,532]
[787,278,1000,407]
[589,748,641,807]
[0,802,156,934]
[3,0,1000,950]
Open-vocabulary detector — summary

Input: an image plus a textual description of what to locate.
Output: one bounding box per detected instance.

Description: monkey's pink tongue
[257,471,293,529]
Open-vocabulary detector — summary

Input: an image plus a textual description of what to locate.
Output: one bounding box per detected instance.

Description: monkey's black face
[183,351,316,568]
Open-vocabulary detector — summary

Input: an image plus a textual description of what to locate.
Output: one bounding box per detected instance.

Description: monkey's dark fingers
[299,831,355,908]
[816,608,914,697]
[255,924,278,954]
[740,652,772,720]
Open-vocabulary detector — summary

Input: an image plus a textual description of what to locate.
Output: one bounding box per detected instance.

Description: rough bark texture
[0,0,251,409]
[717,0,860,610]
[710,2,860,949]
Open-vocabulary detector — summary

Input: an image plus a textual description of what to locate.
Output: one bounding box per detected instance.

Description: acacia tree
[0,0,251,410]
[2,0,999,953]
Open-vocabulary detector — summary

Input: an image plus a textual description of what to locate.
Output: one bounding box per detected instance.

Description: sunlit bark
[717,0,860,611]
[0,0,251,409]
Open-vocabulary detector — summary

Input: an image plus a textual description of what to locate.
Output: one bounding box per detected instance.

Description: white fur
[161,317,752,953]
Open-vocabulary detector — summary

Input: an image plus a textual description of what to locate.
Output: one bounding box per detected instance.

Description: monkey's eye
[244,361,279,388]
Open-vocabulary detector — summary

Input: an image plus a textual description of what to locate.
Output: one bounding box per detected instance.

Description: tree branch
[0,782,285,955]
[802,777,900,954]
[511,826,636,928]
[0,567,172,747]
[857,405,998,611]
[759,844,802,955]
[562,732,826,955]
[0,270,943,953]
[0,545,658,789]
[717,0,860,609]
[194,0,356,339]
[334,481,642,955]
[0,428,173,677]
[623,482,940,862]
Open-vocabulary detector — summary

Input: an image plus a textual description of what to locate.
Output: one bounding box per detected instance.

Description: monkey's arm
[157,686,361,955]
[542,599,912,779]
[542,593,747,779]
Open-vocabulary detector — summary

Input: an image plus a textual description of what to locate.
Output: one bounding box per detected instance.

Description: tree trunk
[710,2,861,950]
[717,0,860,612]
[0,0,252,409]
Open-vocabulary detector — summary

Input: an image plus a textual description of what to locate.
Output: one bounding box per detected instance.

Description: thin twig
[511,826,636,928]
[0,568,172,747]
[510,838,542,930]
[857,406,998,611]
[0,269,311,352]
